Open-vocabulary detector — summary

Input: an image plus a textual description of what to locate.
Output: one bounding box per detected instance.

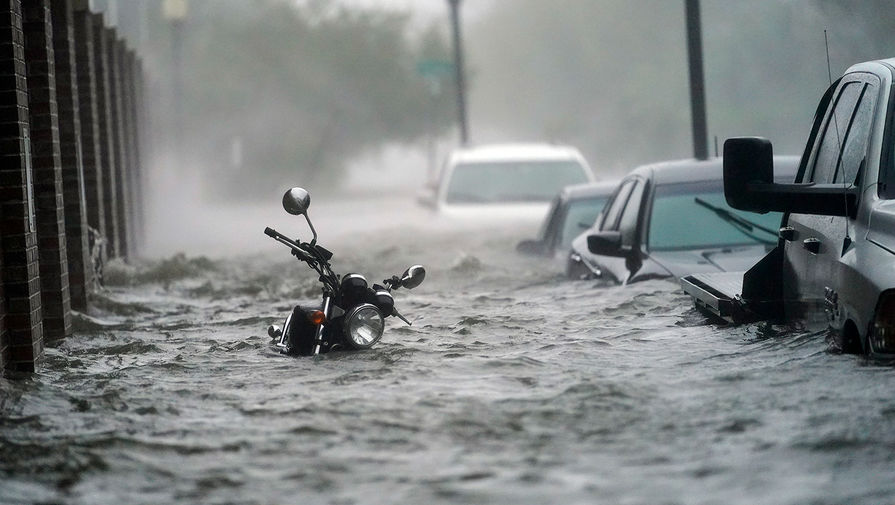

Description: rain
[2,1,895,504]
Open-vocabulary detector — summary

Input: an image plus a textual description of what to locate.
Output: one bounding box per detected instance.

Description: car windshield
[648,181,782,251]
[445,160,590,204]
[560,196,609,250]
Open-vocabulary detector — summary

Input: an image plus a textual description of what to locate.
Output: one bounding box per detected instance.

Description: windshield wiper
[693,197,778,245]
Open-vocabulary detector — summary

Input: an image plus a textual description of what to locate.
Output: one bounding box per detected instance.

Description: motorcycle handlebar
[264,226,299,246]
[264,226,307,256]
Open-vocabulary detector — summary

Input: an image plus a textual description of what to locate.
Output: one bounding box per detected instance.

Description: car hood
[650,245,769,277]
[436,202,551,223]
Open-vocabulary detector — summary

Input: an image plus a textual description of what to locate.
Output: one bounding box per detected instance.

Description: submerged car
[418,143,595,223]
[566,156,799,283]
[516,181,617,260]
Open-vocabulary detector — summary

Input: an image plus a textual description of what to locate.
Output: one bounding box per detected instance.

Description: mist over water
[4,193,895,504]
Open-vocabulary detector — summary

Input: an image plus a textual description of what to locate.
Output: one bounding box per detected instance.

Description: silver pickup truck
[682,57,895,357]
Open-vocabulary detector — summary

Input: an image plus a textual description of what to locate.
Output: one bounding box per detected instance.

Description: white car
[419,143,596,225]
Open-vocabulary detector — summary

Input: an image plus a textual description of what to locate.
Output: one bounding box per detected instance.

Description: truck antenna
[824,30,834,85]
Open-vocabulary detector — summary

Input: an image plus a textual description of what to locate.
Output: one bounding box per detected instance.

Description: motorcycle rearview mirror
[283,187,310,215]
[282,187,318,244]
[400,265,426,289]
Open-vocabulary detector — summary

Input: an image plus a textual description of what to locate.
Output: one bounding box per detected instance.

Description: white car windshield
[446,160,590,204]
[648,181,783,251]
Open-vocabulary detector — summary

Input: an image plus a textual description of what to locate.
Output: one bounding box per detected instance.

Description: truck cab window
[834,84,877,186]
[808,81,862,184]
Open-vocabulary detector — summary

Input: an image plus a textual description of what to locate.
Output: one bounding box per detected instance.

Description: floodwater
[2,195,895,505]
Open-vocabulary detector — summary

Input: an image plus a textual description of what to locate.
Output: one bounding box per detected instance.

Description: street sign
[416,59,454,78]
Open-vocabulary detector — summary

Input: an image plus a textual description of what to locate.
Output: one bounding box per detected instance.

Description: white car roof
[449,143,587,164]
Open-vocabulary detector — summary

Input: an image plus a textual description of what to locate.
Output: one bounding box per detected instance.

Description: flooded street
[2,195,895,505]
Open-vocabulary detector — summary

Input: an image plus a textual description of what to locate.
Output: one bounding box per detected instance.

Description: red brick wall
[51,0,91,310]
[23,0,72,340]
[0,0,44,372]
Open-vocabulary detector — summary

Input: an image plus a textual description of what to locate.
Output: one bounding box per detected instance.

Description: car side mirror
[587,230,627,257]
[724,137,857,217]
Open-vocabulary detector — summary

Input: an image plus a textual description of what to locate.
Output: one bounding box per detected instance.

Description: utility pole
[685,0,708,160]
[447,0,469,145]
[163,0,187,165]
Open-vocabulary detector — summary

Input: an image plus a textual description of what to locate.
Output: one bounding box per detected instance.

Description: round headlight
[343,303,384,349]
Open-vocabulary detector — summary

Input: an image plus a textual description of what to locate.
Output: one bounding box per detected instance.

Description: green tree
[161,0,453,198]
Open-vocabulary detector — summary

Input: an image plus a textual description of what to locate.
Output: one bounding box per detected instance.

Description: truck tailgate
[680,272,746,323]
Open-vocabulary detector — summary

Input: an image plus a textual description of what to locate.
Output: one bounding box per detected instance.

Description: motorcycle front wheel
[285,305,319,356]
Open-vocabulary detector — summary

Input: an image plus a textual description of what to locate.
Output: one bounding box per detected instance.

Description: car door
[586,178,635,283]
[782,74,879,328]
[597,177,645,284]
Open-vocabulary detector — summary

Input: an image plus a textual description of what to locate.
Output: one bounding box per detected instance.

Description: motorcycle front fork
[311,295,333,355]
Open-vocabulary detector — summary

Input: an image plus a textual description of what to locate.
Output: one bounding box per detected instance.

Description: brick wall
[71,5,103,265]
[23,0,72,340]
[0,0,44,372]
[50,0,90,310]
[106,29,128,257]
[123,49,140,253]
[89,12,117,258]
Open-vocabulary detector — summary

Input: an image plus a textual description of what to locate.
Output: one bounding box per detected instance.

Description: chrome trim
[312,295,332,355]
[276,312,293,350]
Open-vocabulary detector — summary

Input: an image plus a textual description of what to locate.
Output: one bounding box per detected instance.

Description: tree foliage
[164,0,453,197]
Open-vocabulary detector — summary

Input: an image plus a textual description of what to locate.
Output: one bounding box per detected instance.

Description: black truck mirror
[722,137,858,218]
[724,137,774,213]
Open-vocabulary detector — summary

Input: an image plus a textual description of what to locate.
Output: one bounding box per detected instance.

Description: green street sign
[416,59,454,77]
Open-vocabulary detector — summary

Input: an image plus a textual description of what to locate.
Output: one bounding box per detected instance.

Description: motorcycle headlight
[344,303,384,349]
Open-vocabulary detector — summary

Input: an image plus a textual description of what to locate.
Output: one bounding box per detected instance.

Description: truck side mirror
[724,137,773,213]
[722,137,858,218]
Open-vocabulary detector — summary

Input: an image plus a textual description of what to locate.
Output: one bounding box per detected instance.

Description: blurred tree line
[465,0,895,176]
[144,0,454,198]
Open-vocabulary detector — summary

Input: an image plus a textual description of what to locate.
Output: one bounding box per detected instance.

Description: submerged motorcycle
[265,187,425,356]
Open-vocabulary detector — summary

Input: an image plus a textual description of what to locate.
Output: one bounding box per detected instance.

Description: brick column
[132,55,145,250]
[106,29,128,258]
[121,48,137,254]
[72,4,104,272]
[89,12,117,258]
[0,0,44,372]
[49,0,89,310]
[22,0,71,340]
